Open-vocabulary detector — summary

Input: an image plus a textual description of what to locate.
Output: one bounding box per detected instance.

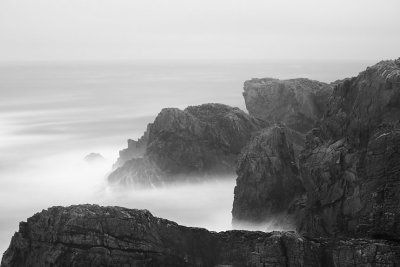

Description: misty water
[0,59,375,254]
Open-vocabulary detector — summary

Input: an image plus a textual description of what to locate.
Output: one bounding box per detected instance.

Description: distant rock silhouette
[83,153,105,163]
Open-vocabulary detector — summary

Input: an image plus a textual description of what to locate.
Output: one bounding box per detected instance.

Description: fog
[0,59,378,255]
[0,151,237,254]
[1,0,399,61]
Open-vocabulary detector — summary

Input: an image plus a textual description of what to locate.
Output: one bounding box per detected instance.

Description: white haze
[0,0,399,62]
[0,60,378,255]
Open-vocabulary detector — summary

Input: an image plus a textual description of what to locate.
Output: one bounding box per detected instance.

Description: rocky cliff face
[298,59,400,238]
[232,125,304,226]
[231,78,332,227]
[233,59,400,242]
[243,78,332,133]
[3,205,400,267]
[109,103,267,186]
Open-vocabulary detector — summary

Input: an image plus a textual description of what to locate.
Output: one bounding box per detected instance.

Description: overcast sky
[0,0,399,62]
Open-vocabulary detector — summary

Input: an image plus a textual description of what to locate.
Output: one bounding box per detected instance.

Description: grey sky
[0,0,399,61]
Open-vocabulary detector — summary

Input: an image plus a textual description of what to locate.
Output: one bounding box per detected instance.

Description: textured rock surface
[109,103,266,186]
[232,125,304,225]
[3,205,400,267]
[243,78,332,133]
[298,59,400,238]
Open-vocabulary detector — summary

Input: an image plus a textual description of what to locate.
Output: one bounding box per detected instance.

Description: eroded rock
[2,205,400,267]
[243,78,332,133]
[109,103,267,186]
[232,125,304,226]
[298,59,400,238]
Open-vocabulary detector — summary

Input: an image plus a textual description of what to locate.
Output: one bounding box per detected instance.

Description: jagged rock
[83,153,105,163]
[109,103,267,186]
[232,125,305,226]
[298,59,400,238]
[321,59,400,146]
[2,205,400,267]
[113,124,151,169]
[243,78,332,133]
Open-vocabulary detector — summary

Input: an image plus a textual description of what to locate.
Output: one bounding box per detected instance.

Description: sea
[0,59,375,255]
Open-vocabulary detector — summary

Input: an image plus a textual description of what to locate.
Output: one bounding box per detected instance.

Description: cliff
[298,59,400,238]
[243,78,332,133]
[109,103,267,186]
[233,58,400,241]
[232,77,332,226]
[232,125,304,226]
[2,204,400,267]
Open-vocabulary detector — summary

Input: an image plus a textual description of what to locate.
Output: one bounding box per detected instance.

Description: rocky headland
[232,77,335,227]
[3,204,400,267]
[297,59,400,238]
[3,59,400,266]
[232,59,400,242]
[108,103,266,186]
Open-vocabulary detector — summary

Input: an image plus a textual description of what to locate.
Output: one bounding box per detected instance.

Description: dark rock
[298,59,400,238]
[232,125,305,226]
[3,204,400,267]
[321,60,400,146]
[243,78,332,134]
[109,103,267,186]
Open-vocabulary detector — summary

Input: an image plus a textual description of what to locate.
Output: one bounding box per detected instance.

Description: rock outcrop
[243,78,332,133]
[231,78,332,227]
[232,125,304,226]
[3,204,400,267]
[298,59,400,238]
[113,124,151,169]
[109,103,267,186]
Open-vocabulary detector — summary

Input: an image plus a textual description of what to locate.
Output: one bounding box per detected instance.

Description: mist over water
[0,59,374,255]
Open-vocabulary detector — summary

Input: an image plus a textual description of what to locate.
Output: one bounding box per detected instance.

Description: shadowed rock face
[108,103,267,186]
[321,59,400,146]
[243,78,332,133]
[298,59,400,238]
[232,125,304,225]
[2,205,400,267]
